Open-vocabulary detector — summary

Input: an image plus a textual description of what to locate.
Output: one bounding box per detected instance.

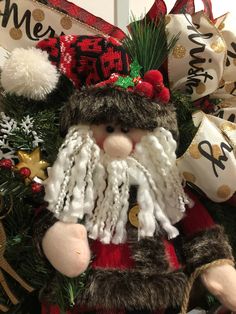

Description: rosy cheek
[96,137,106,149]
[131,140,138,152]
[90,125,107,149]
[132,141,141,153]
[130,139,141,153]
[129,129,148,148]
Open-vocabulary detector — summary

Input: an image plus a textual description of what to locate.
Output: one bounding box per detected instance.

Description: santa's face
[90,124,147,159]
[44,123,188,244]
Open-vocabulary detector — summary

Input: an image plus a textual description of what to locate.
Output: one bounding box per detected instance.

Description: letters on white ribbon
[177,111,236,202]
[0,0,102,52]
[167,12,226,101]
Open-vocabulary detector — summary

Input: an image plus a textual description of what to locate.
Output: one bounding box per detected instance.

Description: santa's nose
[103,133,133,159]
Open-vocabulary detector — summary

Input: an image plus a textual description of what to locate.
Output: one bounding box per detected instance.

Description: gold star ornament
[15,147,49,181]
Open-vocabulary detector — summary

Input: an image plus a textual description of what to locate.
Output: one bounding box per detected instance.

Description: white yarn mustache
[44,125,188,244]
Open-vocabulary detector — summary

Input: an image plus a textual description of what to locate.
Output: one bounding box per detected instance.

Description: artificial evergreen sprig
[0,105,62,163]
[171,90,197,157]
[0,168,30,198]
[123,15,179,75]
[172,91,221,157]
[0,90,86,313]
[53,271,89,314]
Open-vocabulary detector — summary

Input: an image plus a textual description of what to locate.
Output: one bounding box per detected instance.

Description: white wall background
[72,0,235,32]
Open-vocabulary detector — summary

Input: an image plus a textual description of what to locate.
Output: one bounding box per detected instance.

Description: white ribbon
[0,0,103,52]
[167,11,236,101]
[177,111,236,202]
[167,12,226,101]
[167,11,236,201]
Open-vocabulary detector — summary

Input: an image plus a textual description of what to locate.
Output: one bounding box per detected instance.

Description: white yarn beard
[44,125,189,244]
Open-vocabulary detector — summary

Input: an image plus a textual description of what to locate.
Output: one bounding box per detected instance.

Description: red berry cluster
[31,182,43,194]
[194,97,215,113]
[95,70,170,104]
[0,159,13,169]
[19,167,31,178]
[0,159,43,194]
[134,70,170,104]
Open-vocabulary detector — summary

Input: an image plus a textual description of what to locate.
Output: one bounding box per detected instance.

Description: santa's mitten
[181,189,235,310]
[42,221,91,278]
[201,263,236,311]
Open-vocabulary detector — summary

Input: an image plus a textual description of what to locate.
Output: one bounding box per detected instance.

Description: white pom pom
[1,47,59,100]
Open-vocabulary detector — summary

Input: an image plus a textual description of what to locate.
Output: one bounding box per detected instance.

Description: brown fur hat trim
[60,86,178,137]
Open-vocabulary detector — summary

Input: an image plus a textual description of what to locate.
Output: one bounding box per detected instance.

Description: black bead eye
[106,125,115,133]
[121,126,130,133]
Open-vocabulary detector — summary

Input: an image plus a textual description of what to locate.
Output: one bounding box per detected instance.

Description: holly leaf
[130,59,142,78]
[114,76,134,89]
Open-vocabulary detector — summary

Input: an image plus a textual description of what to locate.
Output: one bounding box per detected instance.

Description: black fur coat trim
[77,268,187,310]
[33,209,58,256]
[183,225,234,272]
[75,227,187,310]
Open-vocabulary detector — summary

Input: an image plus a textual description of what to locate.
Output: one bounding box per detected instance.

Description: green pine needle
[123,15,179,75]
[171,90,198,157]
[52,271,88,313]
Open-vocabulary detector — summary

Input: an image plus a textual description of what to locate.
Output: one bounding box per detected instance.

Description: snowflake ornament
[0,112,18,161]
[0,112,44,162]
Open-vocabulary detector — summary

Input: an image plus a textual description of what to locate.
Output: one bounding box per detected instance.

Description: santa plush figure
[2,35,236,313]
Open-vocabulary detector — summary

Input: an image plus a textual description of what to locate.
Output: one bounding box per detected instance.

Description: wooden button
[128,205,140,228]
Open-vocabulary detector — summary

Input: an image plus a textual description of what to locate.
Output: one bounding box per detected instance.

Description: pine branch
[2,75,74,121]
[123,15,179,75]
[171,91,197,157]
[0,197,52,312]
[0,169,30,198]
[53,271,89,313]
[33,110,62,163]
[0,109,62,162]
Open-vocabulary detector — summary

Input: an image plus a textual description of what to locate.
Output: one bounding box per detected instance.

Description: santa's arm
[180,189,233,271]
[180,188,236,310]
[34,208,91,278]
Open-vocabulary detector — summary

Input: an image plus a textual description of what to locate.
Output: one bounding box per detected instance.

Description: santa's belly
[76,227,187,311]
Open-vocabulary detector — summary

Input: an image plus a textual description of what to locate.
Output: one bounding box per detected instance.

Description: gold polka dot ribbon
[178,112,236,202]
[166,12,226,101]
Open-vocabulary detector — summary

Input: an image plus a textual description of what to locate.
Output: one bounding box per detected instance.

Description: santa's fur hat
[1,35,175,136]
[60,85,178,138]
[1,36,129,101]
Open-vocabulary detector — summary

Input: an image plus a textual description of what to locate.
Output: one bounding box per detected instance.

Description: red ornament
[154,82,165,93]
[31,182,43,194]
[0,159,13,169]
[155,87,170,104]
[143,70,170,103]
[19,167,31,178]
[95,73,119,87]
[134,81,155,99]
[194,98,215,113]
[144,70,163,86]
